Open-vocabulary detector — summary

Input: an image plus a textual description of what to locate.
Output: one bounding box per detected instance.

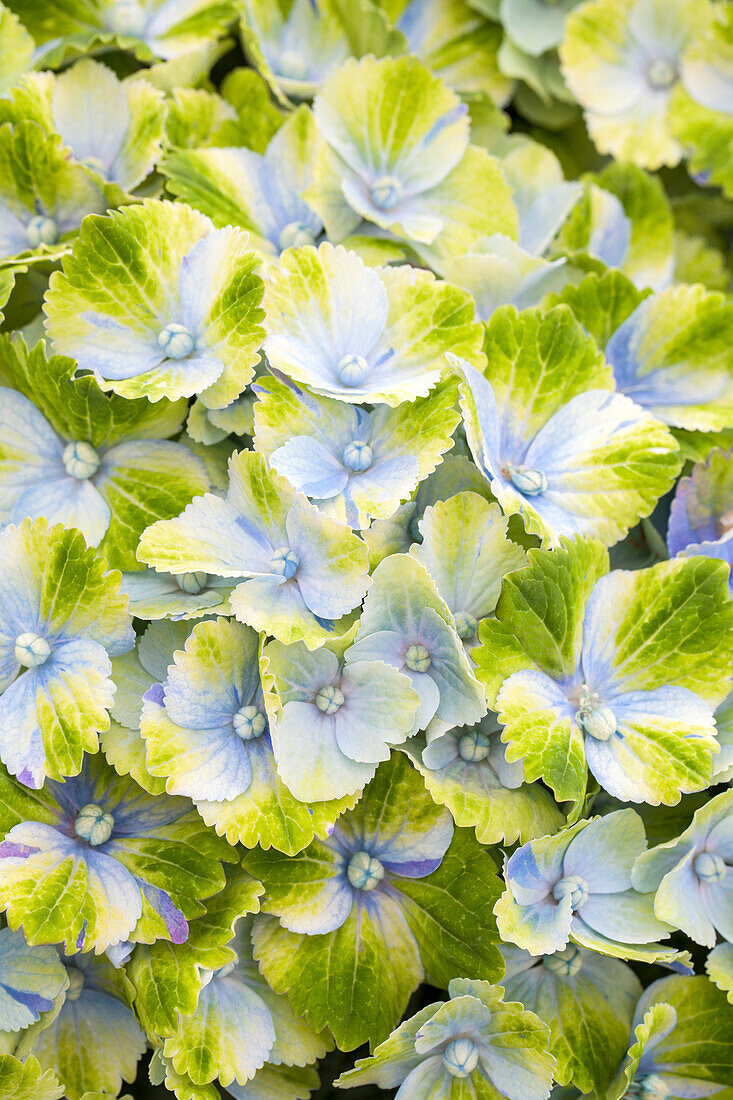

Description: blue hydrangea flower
[0,928,67,1033]
[16,950,147,1100]
[346,553,486,738]
[240,0,353,100]
[254,374,459,529]
[0,518,134,787]
[0,121,106,263]
[496,810,677,962]
[667,447,733,590]
[335,977,555,1100]
[611,974,733,1100]
[455,305,680,548]
[261,242,482,406]
[0,384,209,564]
[632,789,733,948]
[119,567,241,621]
[257,784,454,940]
[159,920,328,1089]
[162,108,323,263]
[44,200,265,408]
[0,755,231,954]
[138,449,369,650]
[264,637,419,801]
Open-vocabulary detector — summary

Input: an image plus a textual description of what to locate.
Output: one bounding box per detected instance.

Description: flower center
[74,803,114,846]
[405,643,431,673]
[233,705,266,740]
[577,686,617,742]
[336,354,370,388]
[553,874,589,910]
[458,729,491,762]
[342,440,373,472]
[628,1074,671,1100]
[694,851,726,884]
[646,58,677,89]
[505,463,547,497]
[65,967,85,1002]
[454,611,478,639]
[62,441,100,480]
[175,572,208,595]
[158,323,194,360]
[544,944,583,977]
[25,215,58,248]
[278,221,316,251]
[106,0,147,36]
[270,547,299,579]
[315,685,345,715]
[442,1038,479,1079]
[347,850,384,891]
[278,50,308,81]
[369,175,404,211]
[14,632,51,668]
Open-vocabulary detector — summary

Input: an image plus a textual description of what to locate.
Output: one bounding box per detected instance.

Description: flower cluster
[0,2,731,1099]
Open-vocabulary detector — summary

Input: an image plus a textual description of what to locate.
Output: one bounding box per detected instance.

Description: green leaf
[475,538,609,699]
[390,829,504,990]
[0,1055,63,1100]
[547,269,648,349]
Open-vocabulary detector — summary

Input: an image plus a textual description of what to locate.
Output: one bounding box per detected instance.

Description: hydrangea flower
[440,142,581,316]
[0,928,67,1034]
[141,617,357,852]
[607,975,733,1100]
[391,0,513,102]
[601,285,733,431]
[499,0,583,57]
[138,449,369,649]
[0,518,134,787]
[560,0,717,170]
[410,491,526,648]
[0,754,233,953]
[408,712,564,847]
[264,634,419,801]
[0,121,105,262]
[495,810,682,965]
[119,566,241,621]
[254,373,460,529]
[13,952,146,1100]
[261,242,483,406]
[239,0,402,102]
[347,552,486,737]
[7,0,236,65]
[246,755,503,1049]
[667,447,733,588]
[456,304,681,548]
[158,921,329,1089]
[1,60,165,198]
[101,619,191,796]
[476,539,733,809]
[669,5,733,199]
[306,55,517,260]
[336,977,555,1100]
[44,199,265,407]
[0,336,210,569]
[362,453,496,568]
[631,789,733,949]
[501,944,642,1095]
[162,107,324,262]
[553,164,675,293]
